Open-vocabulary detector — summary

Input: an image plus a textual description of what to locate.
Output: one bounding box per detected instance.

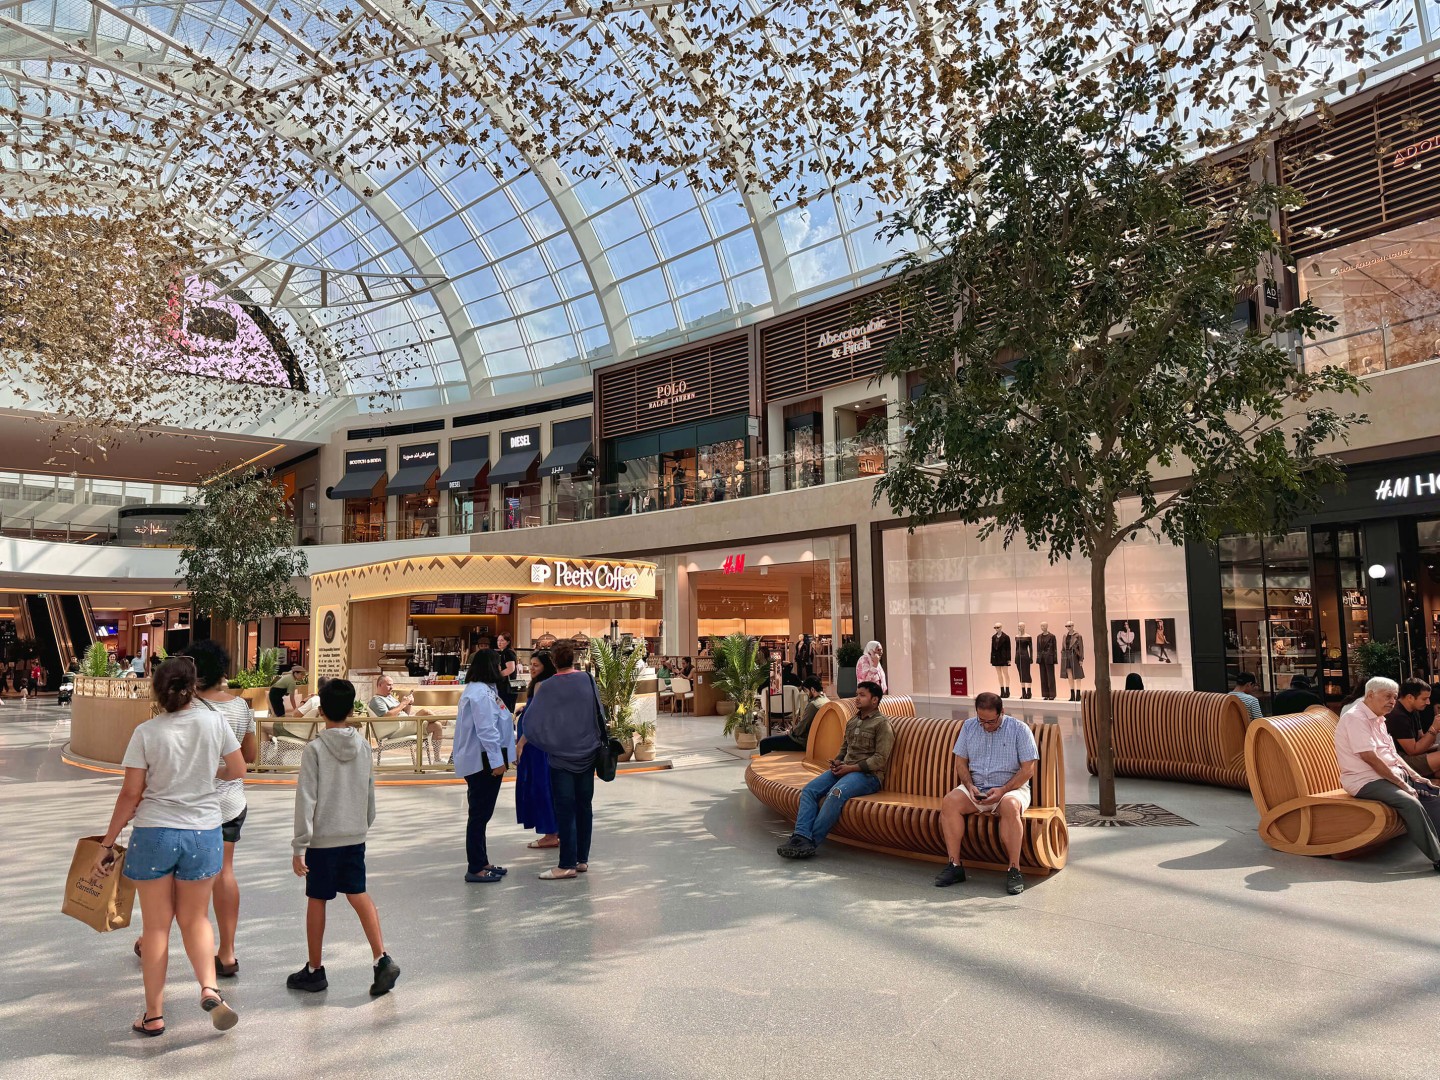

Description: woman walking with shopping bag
[91,657,248,1036]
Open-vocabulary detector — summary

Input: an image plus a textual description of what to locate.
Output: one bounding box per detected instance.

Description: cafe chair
[658,678,674,712]
[370,719,418,767]
[267,719,314,767]
[669,676,694,715]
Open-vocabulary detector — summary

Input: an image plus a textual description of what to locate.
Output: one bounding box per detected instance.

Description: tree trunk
[1090,549,1118,817]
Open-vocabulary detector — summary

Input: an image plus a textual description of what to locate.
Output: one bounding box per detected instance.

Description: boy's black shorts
[304,843,367,900]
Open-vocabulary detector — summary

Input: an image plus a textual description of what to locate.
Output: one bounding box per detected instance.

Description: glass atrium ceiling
[1,0,1430,406]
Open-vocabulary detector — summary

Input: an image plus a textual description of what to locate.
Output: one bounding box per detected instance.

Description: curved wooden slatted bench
[1245,706,1406,858]
[745,709,1068,875]
[1082,690,1250,790]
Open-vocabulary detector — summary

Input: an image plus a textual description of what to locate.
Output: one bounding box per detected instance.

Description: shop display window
[1299,218,1440,376]
[503,482,541,529]
[345,495,386,543]
[400,492,439,538]
[616,455,659,514]
[1219,530,1319,699]
[551,475,595,523]
[784,412,823,490]
[697,438,748,502]
[450,487,490,534]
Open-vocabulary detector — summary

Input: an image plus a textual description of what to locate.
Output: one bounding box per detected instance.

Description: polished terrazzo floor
[3,696,1438,1080]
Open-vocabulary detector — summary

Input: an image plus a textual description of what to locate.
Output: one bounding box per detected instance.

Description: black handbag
[591,676,622,782]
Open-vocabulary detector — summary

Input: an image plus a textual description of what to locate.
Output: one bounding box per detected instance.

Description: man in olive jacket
[778,681,894,859]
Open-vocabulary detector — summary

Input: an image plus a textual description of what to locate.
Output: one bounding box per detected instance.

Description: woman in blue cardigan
[454,650,515,883]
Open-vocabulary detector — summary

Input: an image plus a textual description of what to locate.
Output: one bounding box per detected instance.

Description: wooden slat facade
[596,332,752,441]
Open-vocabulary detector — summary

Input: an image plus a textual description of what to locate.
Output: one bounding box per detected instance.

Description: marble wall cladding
[882,510,1192,700]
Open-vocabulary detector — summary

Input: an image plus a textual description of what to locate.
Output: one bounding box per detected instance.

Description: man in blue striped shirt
[934,691,1038,895]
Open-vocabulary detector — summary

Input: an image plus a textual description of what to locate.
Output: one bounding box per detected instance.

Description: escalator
[55,595,93,668]
[21,595,63,690]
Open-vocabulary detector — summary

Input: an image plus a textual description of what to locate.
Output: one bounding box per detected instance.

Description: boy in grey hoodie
[288,679,400,997]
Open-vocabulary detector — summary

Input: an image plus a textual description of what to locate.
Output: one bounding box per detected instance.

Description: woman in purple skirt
[515,651,559,849]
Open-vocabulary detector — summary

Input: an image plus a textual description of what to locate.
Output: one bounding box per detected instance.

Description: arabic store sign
[817,316,888,361]
[401,444,438,466]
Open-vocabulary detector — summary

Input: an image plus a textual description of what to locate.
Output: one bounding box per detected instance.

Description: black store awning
[439,456,489,492]
[540,441,595,478]
[489,448,540,487]
[388,457,440,496]
[329,462,386,499]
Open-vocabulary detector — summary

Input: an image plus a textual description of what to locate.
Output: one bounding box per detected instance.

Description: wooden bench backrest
[1082,689,1248,772]
[806,696,917,768]
[1245,706,1342,815]
[805,702,1063,812]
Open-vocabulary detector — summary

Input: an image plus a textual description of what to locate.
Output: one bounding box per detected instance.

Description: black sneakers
[1006,867,1025,895]
[370,954,401,997]
[777,833,817,859]
[933,862,966,888]
[286,964,328,992]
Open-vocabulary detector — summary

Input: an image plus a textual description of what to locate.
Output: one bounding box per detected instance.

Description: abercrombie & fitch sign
[817,316,888,360]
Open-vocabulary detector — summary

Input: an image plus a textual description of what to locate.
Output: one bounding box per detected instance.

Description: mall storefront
[1188,454,1440,705]
[877,511,1193,703]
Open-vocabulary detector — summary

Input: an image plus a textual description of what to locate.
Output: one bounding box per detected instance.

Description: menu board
[410,594,512,616]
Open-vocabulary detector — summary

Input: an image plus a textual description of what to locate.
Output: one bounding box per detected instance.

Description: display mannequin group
[1036,623,1058,701]
[1014,623,1034,700]
[989,624,1012,698]
[795,634,815,682]
[1061,622,1086,702]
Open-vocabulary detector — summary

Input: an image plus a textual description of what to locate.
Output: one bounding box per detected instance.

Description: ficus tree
[875,46,1368,816]
[175,467,310,673]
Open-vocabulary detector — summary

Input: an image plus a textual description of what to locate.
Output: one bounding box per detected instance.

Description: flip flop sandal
[526,840,560,849]
[133,938,142,959]
[538,869,578,880]
[215,956,239,978]
[201,987,239,1032]
[576,863,588,873]
[132,1014,164,1037]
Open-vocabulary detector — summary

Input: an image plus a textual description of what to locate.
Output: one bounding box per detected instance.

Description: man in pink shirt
[1335,677,1440,869]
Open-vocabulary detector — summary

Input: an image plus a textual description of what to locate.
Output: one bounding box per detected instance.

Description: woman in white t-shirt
[93,657,247,1037]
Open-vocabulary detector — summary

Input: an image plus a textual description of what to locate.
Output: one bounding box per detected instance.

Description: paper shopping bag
[62,836,135,932]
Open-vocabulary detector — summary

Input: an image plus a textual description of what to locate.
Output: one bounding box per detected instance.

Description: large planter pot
[837,668,858,698]
[619,737,635,763]
[633,738,656,762]
[735,730,759,750]
[240,687,272,713]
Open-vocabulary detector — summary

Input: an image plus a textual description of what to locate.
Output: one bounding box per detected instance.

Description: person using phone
[934,691,1039,896]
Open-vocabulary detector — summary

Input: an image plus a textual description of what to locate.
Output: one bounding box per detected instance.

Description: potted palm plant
[633,718,657,762]
[714,633,767,749]
[591,635,646,762]
[836,639,863,698]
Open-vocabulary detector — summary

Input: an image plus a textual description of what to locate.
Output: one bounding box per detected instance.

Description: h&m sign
[1374,469,1440,502]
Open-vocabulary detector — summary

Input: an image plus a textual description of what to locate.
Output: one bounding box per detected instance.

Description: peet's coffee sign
[530,559,641,593]
[817,316,888,361]
[649,379,697,410]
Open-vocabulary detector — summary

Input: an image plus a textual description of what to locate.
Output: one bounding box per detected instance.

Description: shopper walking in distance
[132,641,257,974]
[516,640,604,880]
[92,657,247,1036]
[289,678,399,996]
[856,640,888,694]
[516,650,560,850]
[454,649,515,883]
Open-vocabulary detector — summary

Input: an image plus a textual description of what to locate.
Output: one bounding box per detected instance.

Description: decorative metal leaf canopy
[0,0,1418,441]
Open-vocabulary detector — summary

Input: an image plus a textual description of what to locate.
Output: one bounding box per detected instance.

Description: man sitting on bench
[758,677,827,755]
[1386,678,1440,780]
[1337,676,1440,868]
[934,691,1038,896]
[777,681,893,860]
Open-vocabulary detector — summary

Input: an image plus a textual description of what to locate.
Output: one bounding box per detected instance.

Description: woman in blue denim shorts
[93,657,249,1037]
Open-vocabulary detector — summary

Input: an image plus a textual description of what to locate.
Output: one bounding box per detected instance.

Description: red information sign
[949,667,968,696]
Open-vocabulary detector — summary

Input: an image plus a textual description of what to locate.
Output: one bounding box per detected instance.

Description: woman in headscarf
[856,641,887,694]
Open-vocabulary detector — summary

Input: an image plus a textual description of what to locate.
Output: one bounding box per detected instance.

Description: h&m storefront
[1189,454,1440,705]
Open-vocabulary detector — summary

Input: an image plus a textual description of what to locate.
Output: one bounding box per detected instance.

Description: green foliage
[175,468,309,625]
[1352,640,1403,684]
[634,718,656,742]
[590,636,647,740]
[713,633,767,736]
[232,647,284,689]
[873,46,1368,813]
[836,639,863,668]
[81,641,111,678]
